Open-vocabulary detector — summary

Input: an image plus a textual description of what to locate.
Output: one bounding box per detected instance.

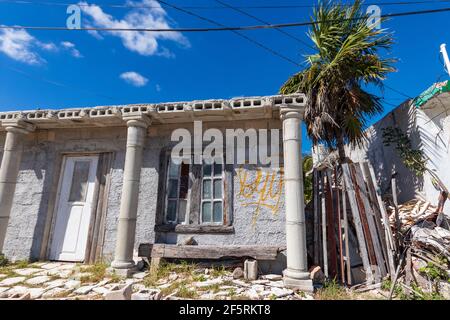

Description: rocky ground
[0,261,318,300]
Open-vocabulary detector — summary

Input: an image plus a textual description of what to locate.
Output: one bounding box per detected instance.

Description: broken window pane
[213,179,222,198]
[179,163,189,199]
[69,160,90,202]
[167,200,177,222]
[168,179,178,198]
[213,202,223,223]
[168,161,179,179]
[203,164,212,177]
[202,202,212,222]
[214,163,222,176]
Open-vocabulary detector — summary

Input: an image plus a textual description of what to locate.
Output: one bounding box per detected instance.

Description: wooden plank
[367,164,397,279]
[342,179,352,285]
[360,162,392,277]
[349,165,377,267]
[341,163,374,283]
[321,172,328,277]
[313,170,321,266]
[138,244,282,260]
[335,167,345,284]
[325,170,338,278]
[353,164,387,279]
[154,224,235,234]
[391,176,401,251]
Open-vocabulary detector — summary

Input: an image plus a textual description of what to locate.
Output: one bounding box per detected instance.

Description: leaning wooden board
[341,163,374,283]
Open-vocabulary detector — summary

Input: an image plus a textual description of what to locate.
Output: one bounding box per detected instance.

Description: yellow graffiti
[237,166,283,225]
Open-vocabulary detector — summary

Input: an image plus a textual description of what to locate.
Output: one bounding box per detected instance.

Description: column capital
[279,103,305,121]
[1,119,36,134]
[122,114,152,128]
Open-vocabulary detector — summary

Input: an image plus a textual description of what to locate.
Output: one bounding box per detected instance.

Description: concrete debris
[244,260,258,281]
[104,283,132,300]
[0,261,315,300]
[0,277,26,286]
[232,267,244,279]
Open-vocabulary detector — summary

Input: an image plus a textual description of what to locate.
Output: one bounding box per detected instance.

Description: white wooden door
[50,156,99,262]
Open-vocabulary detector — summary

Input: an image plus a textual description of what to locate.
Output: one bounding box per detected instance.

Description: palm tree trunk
[336,133,347,163]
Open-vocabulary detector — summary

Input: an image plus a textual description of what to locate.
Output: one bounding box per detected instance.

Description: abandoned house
[0,94,313,291]
[314,80,450,216]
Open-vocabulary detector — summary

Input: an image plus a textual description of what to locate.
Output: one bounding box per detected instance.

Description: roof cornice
[0,94,306,130]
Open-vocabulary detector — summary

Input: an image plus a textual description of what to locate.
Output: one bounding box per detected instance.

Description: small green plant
[200,283,221,293]
[315,279,351,300]
[269,293,277,300]
[0,253,8,267]
[382,127,427,177]
[193,274,207,282]
[14,260,29,268]
[144,260,197,287]
[409,283,445,300]
[80,261,108,283]
[210,265,227,278]
[419,262,449,281]
[176,284,198,299]
[227,288,237,297]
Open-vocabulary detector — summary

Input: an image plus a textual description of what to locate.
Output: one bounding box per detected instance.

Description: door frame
[40,152,113,263]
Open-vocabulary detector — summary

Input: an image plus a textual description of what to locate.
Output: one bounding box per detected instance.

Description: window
[201,162,224,224]
[161,150,231,230]
[165,159,190,224]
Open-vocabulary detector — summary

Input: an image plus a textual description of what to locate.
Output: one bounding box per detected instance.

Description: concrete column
[280,104,313,292]
[0,120,35,252]
[111,115,151,276]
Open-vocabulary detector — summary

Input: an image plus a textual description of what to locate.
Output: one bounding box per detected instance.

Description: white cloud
[0,27,84,64]
[61,41,83,58]
[79,0,189,57]
[0,27,54,65]
[120,71,148,87]
[156,84,161,92]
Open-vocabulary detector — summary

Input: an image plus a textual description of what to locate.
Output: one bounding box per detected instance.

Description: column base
[109,260,136,278]
[283,269,314,293]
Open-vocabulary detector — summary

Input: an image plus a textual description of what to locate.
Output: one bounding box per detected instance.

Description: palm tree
[280,0,396,162]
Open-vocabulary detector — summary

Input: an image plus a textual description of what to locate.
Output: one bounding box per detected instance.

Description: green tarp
[414,80,450,107]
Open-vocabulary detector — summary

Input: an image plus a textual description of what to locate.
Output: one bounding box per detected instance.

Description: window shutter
[188,164,202,224]
[223,164,234,226]
[155,148,169,225]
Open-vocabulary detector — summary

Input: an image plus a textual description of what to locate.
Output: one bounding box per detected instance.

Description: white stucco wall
[342,93,450,216]
[1,119,288,262]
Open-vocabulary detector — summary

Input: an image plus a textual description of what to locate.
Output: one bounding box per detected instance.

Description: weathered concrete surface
[338,94,450,217]
[1,119,287,267]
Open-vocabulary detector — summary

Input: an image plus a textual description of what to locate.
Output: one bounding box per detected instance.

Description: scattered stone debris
[0,261,315,300]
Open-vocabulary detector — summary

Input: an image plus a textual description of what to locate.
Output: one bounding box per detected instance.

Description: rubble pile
[386,198,450,300]
[388,199,437,231]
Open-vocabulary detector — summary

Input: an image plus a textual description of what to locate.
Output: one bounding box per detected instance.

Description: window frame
[200,161,225,225]
[163,157,191,225]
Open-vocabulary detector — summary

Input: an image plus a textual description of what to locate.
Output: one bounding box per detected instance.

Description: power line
[2,0,450,10]
[3,66,118,101]
[2,6,450,32]
[384,84,413,98]
[213,0,315,50]
[154,0,303,67]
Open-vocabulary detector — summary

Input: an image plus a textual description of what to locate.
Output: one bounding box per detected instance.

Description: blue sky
[0,0,449,153]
